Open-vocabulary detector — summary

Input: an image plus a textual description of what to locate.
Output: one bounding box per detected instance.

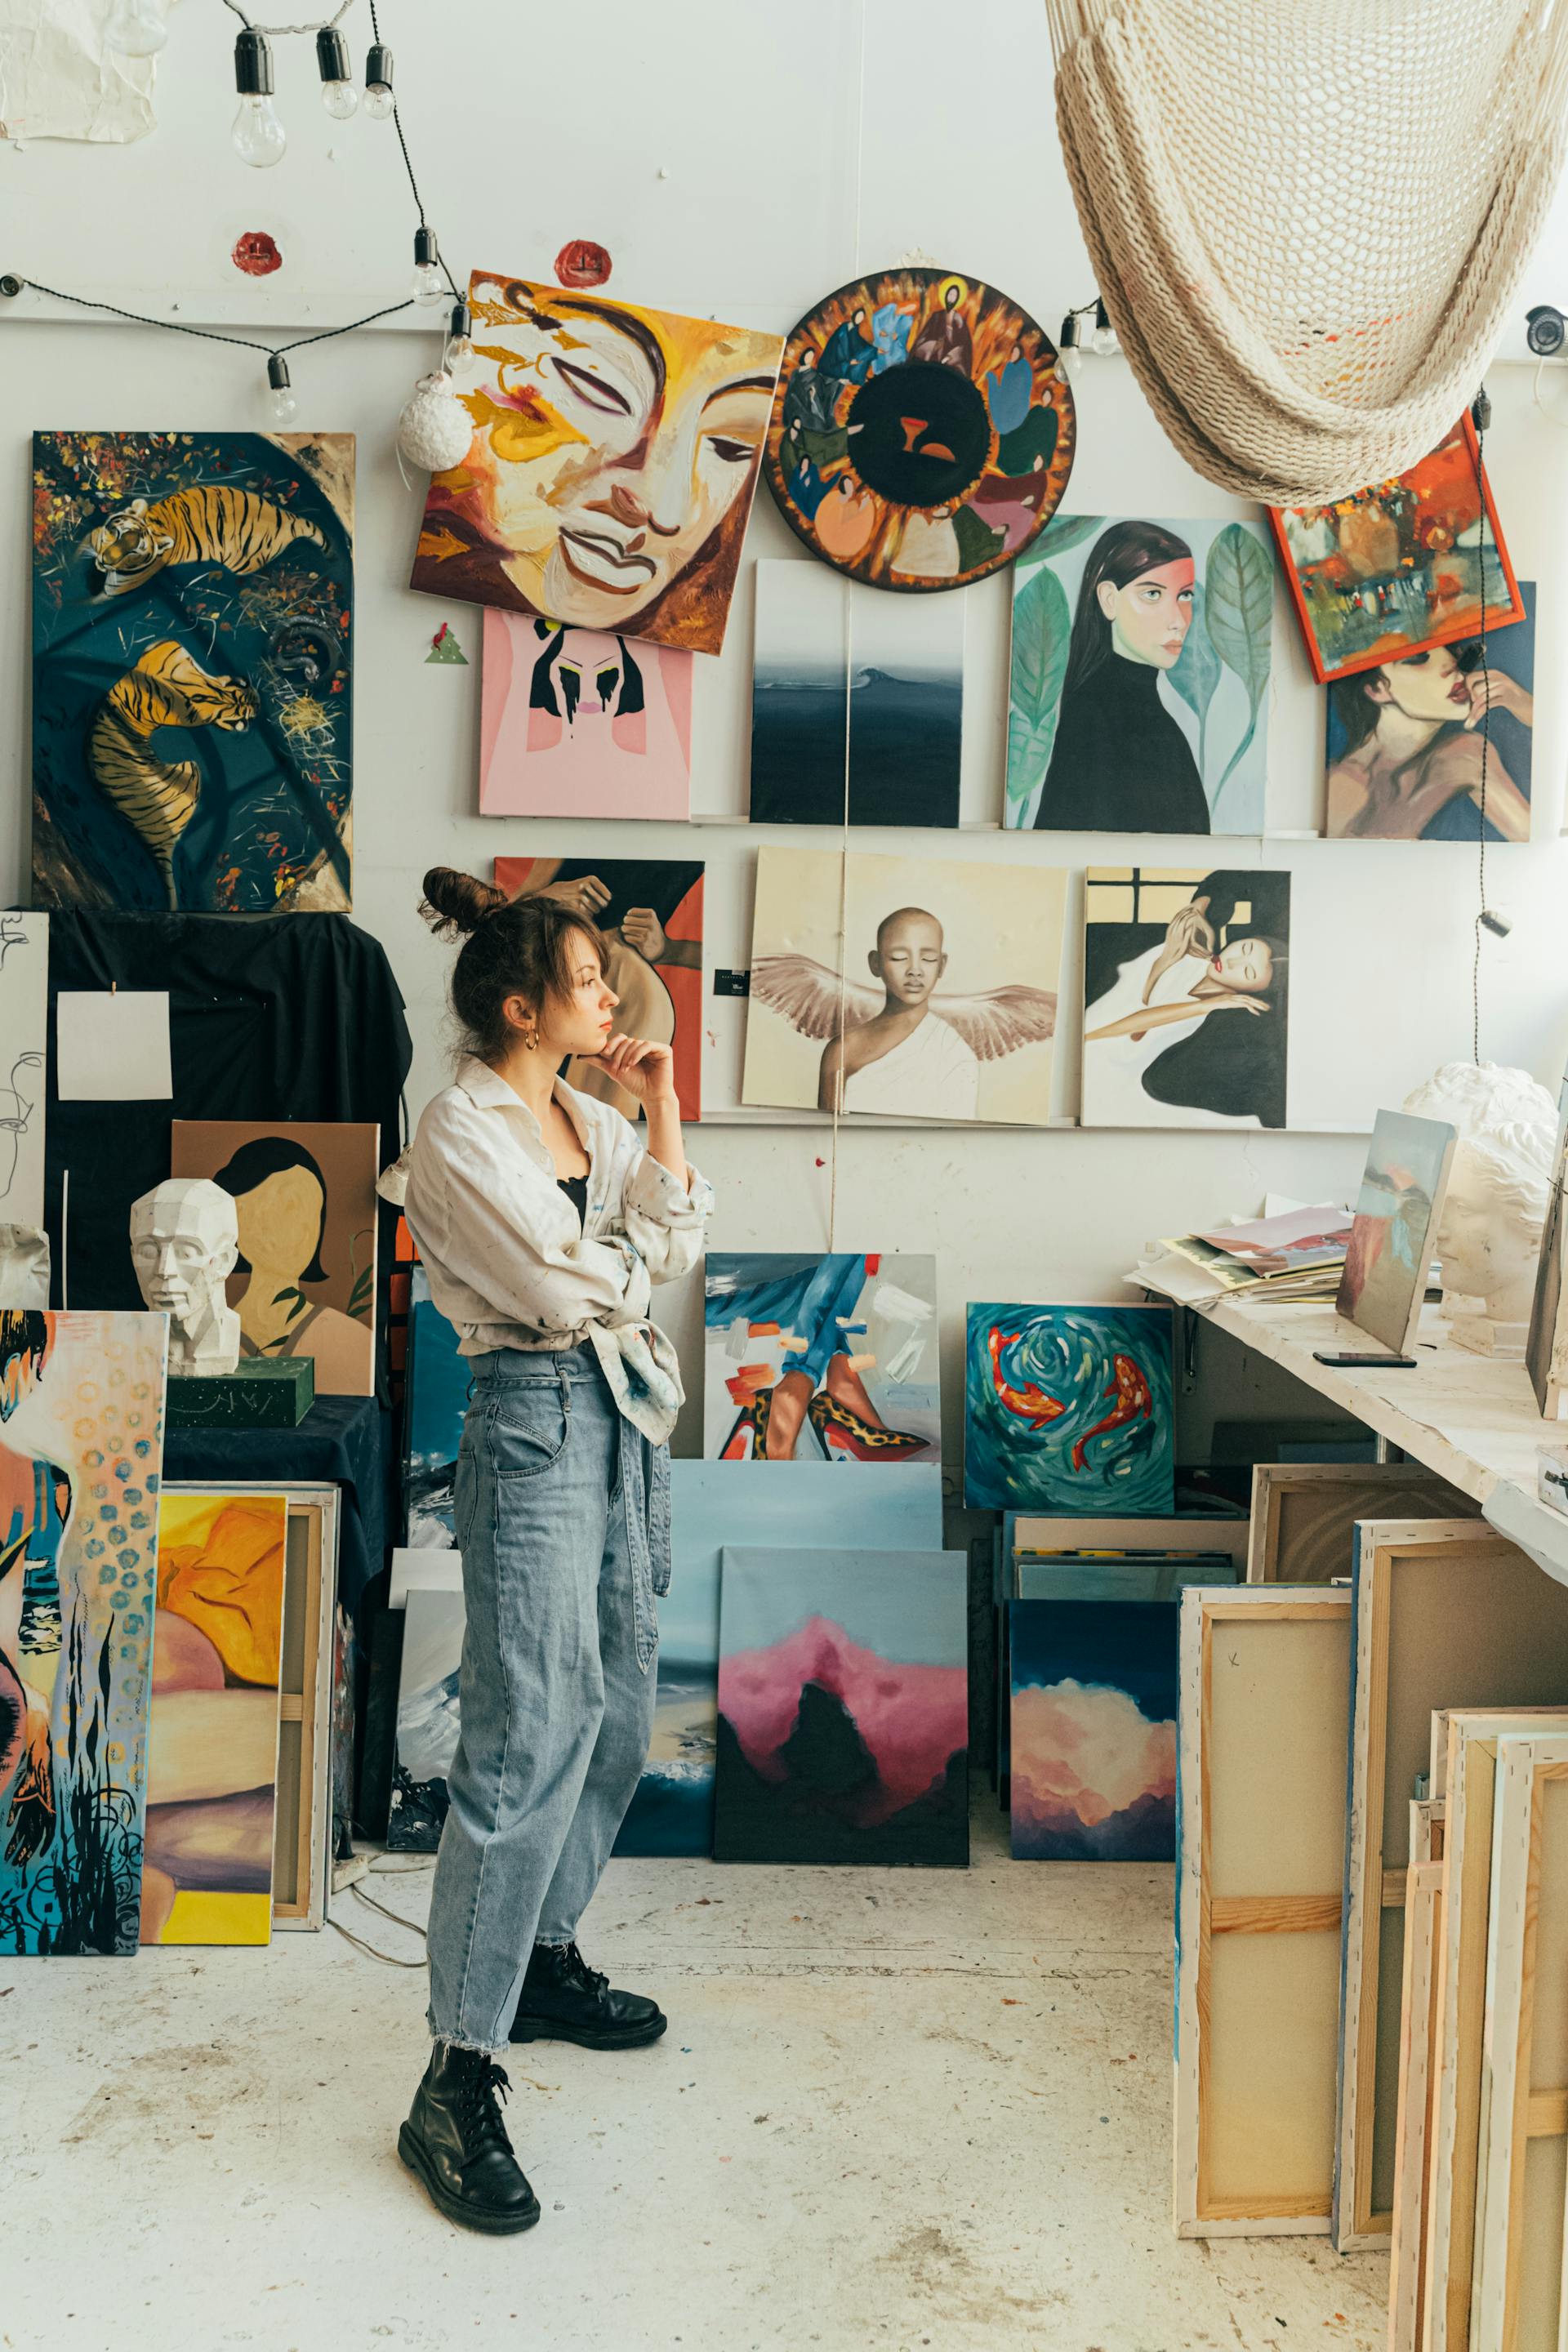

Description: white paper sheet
[0,913,48,1227]
[388,1548,465,1611]
[56,989,172,1100]
[0,1,173,144]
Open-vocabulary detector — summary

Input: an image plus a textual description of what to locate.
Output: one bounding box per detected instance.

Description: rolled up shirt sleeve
[621,1152,714,1285]
[408,1134,648,1341]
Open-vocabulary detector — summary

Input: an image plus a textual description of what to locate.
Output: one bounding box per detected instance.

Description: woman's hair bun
[420,866,509,941]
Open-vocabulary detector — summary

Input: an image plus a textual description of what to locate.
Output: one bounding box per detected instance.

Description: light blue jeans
[425,1345,667,2052]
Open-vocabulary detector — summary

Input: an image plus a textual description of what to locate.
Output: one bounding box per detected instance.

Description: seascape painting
[763,265,1075,590]
[411,271,783,656]
[0,913,47,1230]
[1007,514,1272,835]
[964,1302,1176,1515]
[1325,579,1535,840]
[170,1119,378,1396]
[32,431,354,912]
[493,856,703,1122]
[139,1490,288,1946]
[479,609,693,821]
[703,1252,938,1465]
[749,560,964,827]
[1268,415,1525,684]
[713,1545,969,1868]
[403,1270,469,1548]
[0,1309,168,1956]
[387,1586,465,1853]
[1009,1598,1178,1861]
[613,1459,943,1859]
[743,844,1063,1126]
[1337,1109,1458,1358]
[1081,867,1292,1131]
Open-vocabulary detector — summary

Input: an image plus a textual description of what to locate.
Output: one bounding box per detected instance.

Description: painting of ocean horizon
[965,1302,1175,1515]
[1009,1597,1178,1860]
[749,561,963,827]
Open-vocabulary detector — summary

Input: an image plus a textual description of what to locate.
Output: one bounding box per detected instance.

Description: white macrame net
[1049,0,1568,500]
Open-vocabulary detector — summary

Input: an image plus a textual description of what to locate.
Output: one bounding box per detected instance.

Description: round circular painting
[764,267,1076,593]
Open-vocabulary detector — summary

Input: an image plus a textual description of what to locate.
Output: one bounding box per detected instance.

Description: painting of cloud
[1009,1597,1178,1860]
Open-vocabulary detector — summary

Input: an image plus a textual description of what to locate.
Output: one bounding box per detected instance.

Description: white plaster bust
[0,1223,49,1311]
[1402,1062,1556,1354]
[129,1179,242,1377]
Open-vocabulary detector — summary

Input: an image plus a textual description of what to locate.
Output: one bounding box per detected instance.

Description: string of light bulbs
[1054,297,1120,382]
[6,0,470,420]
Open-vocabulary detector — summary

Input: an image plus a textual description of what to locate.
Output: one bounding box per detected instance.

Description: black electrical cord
[2,277,415,363]
[368,0,461,301]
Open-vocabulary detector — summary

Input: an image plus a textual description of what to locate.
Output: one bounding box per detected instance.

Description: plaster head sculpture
[129,1179,241,1377]
[0,1224,49,1312]
[1402,1061,1555,1352]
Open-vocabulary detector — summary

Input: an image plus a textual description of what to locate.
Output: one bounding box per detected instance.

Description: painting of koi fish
[964,1303,1174,1513]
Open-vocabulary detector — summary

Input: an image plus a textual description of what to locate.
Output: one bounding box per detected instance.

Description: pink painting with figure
[479,610,693,820]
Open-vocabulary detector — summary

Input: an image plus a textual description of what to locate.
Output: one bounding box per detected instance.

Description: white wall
[3,0,1567,1466]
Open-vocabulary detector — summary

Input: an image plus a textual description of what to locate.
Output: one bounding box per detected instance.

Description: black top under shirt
[557,1174,588,1228]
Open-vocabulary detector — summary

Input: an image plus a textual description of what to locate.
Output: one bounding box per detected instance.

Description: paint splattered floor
[2,1794,1387,2352]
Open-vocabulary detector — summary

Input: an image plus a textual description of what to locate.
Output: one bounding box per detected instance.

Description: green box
[166,1356,315,1428]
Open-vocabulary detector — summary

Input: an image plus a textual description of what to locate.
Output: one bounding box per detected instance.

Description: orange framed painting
[1267,416,1524,684]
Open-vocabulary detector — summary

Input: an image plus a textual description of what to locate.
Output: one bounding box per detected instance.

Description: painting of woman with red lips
[410,272,784,657]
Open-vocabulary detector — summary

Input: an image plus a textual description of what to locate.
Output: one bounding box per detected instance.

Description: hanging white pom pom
[396,369,471,473]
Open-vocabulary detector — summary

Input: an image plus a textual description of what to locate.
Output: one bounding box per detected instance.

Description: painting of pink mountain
[1009,1597,1178,1861]
[713,1546,969,1867]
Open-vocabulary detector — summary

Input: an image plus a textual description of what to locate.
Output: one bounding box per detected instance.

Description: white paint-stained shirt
[397,1058,711,1445]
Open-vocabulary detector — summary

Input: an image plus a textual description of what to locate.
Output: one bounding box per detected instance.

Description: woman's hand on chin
[592,1034,679,1105]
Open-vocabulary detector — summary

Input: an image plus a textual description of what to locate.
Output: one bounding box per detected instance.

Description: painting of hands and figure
[763,267,1076,592]
[411,272,783,657]
[1007,514,1273,835]
[704,1253,939,1466]
[31,432,354,912]
[493,857,704,1123]
[1081,868,1291,1131]
[744,846,1063,1126]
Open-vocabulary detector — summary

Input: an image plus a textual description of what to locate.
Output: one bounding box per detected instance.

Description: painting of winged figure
[31,431,354,912]
[742,846,1065,1126]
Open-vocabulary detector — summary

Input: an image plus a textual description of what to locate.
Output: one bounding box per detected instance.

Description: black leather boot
[509,1940,667,2051]
[398,2043,541,2234]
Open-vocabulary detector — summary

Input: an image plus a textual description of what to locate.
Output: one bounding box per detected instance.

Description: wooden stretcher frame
[1245,1463,1477,1585]
[1388,1798,1444,2352]
[165,1479,339,1931]
[1422,1709,1568,2352]
[1174,1584,1352,2236]
[1472,1731,1568,2352]
[1335,1522,1568,2254]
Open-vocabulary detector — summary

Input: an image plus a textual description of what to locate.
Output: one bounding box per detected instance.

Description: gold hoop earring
[522,1027,539,1053]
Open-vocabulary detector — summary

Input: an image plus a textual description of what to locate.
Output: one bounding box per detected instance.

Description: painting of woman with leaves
[1006,514,1274,835]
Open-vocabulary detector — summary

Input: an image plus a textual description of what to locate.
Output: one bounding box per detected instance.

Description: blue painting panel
[403,1271,470,1548]
[964,1301,1175,1513]
[1009,1597,1178,1861]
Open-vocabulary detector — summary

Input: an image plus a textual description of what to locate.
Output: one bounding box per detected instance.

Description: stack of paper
[1129,1205,1352,1307]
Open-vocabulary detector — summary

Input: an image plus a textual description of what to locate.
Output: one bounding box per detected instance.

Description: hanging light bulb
[1091,296,1120,358]
[1054,312,1083,385]
[105,0,168,56]
[412,225,446,309]
[315,25,358,120]
[444,299,474,368]
[266,354,298,425]
[233,29,286,168]
[363,40,395,121]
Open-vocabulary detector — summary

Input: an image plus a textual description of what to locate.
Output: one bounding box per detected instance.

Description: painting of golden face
[763,268,1076,592]
[410,272,784,657]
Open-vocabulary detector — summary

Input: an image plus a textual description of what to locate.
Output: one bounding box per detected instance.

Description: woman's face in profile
[1098,558,1195,670]
[234,1166,323,1280]
[1369,645,1468,726]
[1211,937,1275,992]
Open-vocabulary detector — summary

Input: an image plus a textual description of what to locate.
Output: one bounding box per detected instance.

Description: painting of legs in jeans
[1009,1598,1178,1860]
[704,1253,938,1465]
[713,1545,969,1867]
[964,1301,1175,1514]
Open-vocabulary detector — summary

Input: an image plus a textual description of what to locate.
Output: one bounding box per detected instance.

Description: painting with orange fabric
[1267,415,1524,684]
[139,1490,288,1946]
[410,271,783,657]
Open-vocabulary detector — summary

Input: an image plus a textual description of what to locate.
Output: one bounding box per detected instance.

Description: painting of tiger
[87,641,256,908]
[87,486,327,598]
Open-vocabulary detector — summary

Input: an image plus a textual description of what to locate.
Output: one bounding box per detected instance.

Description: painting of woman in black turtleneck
[1033,522,1211,834]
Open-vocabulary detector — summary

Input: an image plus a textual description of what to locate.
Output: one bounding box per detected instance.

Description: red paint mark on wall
[554,239,611,289]
[232,231,283,277]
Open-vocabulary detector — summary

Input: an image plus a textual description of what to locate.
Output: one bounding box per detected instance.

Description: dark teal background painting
[31,431,354,912]
[964,1301,1175,1512]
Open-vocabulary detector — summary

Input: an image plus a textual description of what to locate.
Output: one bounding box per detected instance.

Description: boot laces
[456,2058,514,2156]
[559,1940,607,1996]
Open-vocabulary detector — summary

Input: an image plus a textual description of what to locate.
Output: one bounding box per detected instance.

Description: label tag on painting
[56,991,173,1099]
[713,969,750,998]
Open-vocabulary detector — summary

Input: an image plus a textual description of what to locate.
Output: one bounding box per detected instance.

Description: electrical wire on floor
[326,1854,434,1967]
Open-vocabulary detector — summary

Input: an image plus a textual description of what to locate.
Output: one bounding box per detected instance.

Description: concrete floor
[2,1796,1388,2352]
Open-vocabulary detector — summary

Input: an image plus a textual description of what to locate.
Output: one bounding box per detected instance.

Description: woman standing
[397,869,710,2234]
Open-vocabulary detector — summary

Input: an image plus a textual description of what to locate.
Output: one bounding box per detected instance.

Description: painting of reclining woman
[1080,868,1292,1131]
[742,845,1064,1128]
